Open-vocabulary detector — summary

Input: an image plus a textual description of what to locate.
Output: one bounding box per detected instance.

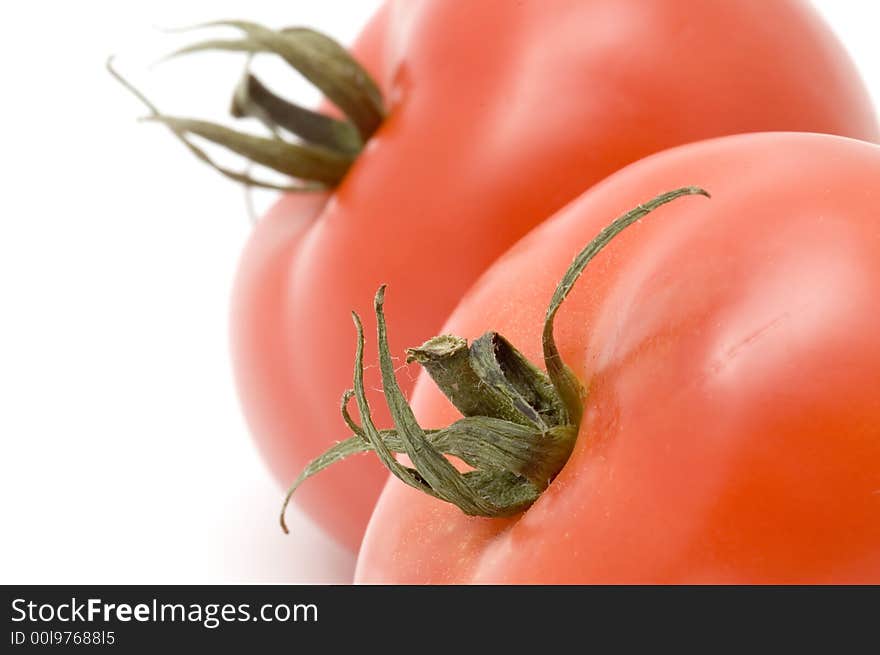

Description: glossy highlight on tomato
[354,132,880,583]
[231,0,879,550]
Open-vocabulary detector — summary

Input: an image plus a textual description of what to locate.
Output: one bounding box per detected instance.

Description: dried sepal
[231,73,362,155]
[280,188,711,530]
[166,21,384,142]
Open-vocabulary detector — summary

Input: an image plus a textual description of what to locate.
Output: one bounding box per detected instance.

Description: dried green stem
[110,20,385,191]
[280,187,710,531]
[231,73,362,154]
[171,21,384,142]
[108,57,327,191]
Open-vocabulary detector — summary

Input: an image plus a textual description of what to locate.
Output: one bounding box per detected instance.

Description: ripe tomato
[232,0,878,550]
[353,132,880,583]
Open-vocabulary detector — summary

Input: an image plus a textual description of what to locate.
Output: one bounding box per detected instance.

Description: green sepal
[541,186,710,426]
[231,73,363,155]
[167,21,384,142]
[143,115,354,186]
[110,20,386,191]
[280,187,710,530]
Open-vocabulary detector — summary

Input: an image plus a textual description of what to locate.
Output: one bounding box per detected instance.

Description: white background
[1,1,878,583]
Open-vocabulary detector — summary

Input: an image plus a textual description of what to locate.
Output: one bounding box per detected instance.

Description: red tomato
[232,0,878,550]
[353,132,880,583]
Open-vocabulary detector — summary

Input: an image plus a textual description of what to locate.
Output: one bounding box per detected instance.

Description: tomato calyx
[108,20,384,191]
[279,187,710,532]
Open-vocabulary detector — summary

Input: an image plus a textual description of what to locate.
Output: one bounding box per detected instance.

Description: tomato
[232,0,878,550]
[350,132,880,583]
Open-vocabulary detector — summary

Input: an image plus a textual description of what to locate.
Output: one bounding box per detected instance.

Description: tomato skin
[231,0,879,550]
[354,132,880,583]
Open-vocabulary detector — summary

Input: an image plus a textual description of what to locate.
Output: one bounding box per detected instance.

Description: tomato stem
[109,20,384,191]
[280,187,710,533]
